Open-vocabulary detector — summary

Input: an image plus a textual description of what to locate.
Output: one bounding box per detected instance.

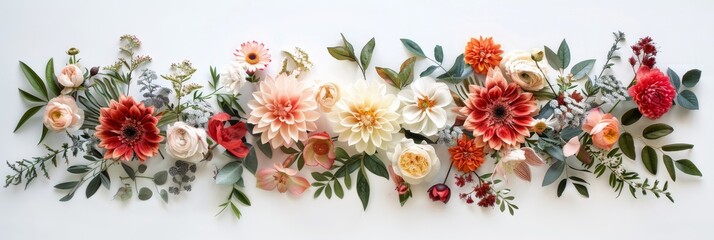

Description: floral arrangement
[5,32,702,219]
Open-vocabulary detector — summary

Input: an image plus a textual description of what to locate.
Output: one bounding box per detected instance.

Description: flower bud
[530,48,544,62]
[396,183,410,195]
[90,66,100,77]
[282,154,296,168]
[427,183,451,203]
[67,47,80,56]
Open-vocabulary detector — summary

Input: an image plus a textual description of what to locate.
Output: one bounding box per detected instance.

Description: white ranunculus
[388,138,440,185]
[43,95,84,132]
[58,64,84,94]
[220,62,248,95]
[398,77,455,136]
[165,122,209,162]
[500,50,546,91]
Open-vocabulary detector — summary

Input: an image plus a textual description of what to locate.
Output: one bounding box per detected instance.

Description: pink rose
[43,95,84,132]
[58,65,84,94]
[582,108,621,150]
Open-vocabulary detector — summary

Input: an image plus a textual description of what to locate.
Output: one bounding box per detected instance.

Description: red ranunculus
[628,66,676,119]
[207,113,249,158]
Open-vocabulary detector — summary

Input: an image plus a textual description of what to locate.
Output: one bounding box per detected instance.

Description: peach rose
[58,64,84,94]
[582,108,621,150]
[43,95,84,132]
[315,83,340,112]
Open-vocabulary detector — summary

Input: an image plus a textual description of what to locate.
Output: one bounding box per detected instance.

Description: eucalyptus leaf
[542,161,565,186]
[643,123,674,140]
[544,146,565,162]
[160,189,169,203]
[216,161,243,185]
[682,69,701,88]
[677,90,699,110]
[641,146,658,175]
[400,38,426,57]
[153,171,168,185]
[557,39,571,69]
[420,65,438,77]
[243,147,258,175]
[675,159,702,176]
[570,59,596,80]
[138,187,153,200]
[137,164,147,174]
[544,46,562,70]
[434,45,443,63]
[667,68,681,91]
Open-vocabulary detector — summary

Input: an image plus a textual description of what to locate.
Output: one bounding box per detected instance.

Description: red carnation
[628,66,676,119]
[207,113,249,158]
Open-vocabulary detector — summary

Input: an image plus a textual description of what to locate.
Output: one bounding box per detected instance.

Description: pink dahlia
[247,73,320,148]
[234,41,271,72]
[628,66,676,119]
[95,96,163,161]
[460,68,537,150]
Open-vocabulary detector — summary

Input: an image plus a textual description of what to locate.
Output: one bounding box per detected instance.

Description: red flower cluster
[628,66,676,119]
[630,37,658,68]
[207,113,250,157]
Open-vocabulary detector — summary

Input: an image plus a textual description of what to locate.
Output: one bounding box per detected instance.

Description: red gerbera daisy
[460,68,537,150]
[95,96,163,161]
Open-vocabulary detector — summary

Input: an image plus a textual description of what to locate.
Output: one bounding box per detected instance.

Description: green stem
[442,162,454,184]
[534,60,558,96]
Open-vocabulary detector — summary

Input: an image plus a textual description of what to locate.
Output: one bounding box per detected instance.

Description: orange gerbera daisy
[464,36,503,75]
[448,134,485,173]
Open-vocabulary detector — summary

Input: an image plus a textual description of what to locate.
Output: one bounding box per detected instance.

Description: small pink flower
[256,163,309,195]
[493,147,544,182]
[302,132,335,169]
[234,41,271,73]
[582,108,621,150]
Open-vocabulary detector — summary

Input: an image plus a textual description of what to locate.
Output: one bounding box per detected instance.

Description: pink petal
[256,168,278,191]
[563,137,581,157]
[522,147,545,166]
[513,161,532,182]
[287,176,310,195]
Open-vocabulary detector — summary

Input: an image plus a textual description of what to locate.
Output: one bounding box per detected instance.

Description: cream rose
[388,138,440,185]
[315,82,340,112]
[43,95,84,132]
[500,50,546,91]
[165,122,209,162]
[58,64,84,94]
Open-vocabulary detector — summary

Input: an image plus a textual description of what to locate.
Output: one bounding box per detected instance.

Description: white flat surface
[1,0,712,239]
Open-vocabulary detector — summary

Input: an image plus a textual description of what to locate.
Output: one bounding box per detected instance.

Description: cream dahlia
[95,96,163,161]
[398,77,455,136]
[328,80,401,155]
[247,73,320,148]
[234,41,271,72]
[460,68,538,150]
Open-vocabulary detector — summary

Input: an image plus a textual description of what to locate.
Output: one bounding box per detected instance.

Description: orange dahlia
[460,69,537,150]
[95,96,163,161]
[448,134,485,173]
[464,36,503,75]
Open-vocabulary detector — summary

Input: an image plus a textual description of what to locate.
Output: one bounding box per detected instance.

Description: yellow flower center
[245,52,260,65]
[355,107,377,128]
[51,110,64,120]
[602,128,619,144]
[532,121,547,133]
[398,151,430,177]
[417,96,435,111]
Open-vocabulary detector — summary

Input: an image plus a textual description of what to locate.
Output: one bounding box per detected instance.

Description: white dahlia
[397,77,455,136]
[328,80,401,155]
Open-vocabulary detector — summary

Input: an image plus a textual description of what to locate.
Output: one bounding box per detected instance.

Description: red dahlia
[628,66,676,119]
[460,69,538,150]
[95,96,163,161]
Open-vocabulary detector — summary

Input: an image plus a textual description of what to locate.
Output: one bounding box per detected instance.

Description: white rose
[220,62,248,95]
[388,138,440,185]
[165,122,209,162]
[43,95,84,132]
[315,82,340,112]
[500,50,546,91]
[58,64,84,94]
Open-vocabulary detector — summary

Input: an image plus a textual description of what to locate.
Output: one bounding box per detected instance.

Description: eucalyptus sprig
[399,38,473,84]
[327,33,375,80]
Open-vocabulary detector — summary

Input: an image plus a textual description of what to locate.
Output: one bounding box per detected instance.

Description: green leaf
[398,57,417,87]
[99,170,111,189]
[297,154,305,171]
[420,65,438,77]
[557,39,571,68]
[618,132,636,160]
[400,38,426,57]
[335,147,349,160]
[14,105,43,132]
[360,38,376,71]
[45,58,60,97]
[67,165,90,174]
[311,172,328,181]
[18,89,46,103]
[662,143,694,152]
[153,171,168,185]
[641,146,658,175]
[363,154,389,180]
[663,154,676,181]
[54,181,79,189]
[375,67,400,88]
[643,123,674,140]
[256,139,273,158]
[137,164,147,174]
[542,160,565,186]
[677,90,699,110]
[356,169,370,210]
[230,203,242,219]
[570,59,596,80]
[334,180,344,199]
[216,161,243,185]
[313,186,324,199]
[544,46,562,70]
[38,125,49,145]
[243,147,258,175]
[675,159,702,177]
[138,187,153,200]
[340,33,356,56]
[434,45,444,63]
[324,183,333,199]
[344,168,352,190]
[573,183,589,198]
[121,163,135,181]
[544,146,565,162]
[667,68,681,91]
[327,47,354,61]
[233,188,251,206]
[86,176,102,198]
[557,179,567,197]
[621,108,642,126]
[682,69,701,88]
[19,61,48,100]
[160,189,169,203]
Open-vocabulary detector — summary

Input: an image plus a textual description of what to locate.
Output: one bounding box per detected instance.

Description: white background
[1,0,713,239]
